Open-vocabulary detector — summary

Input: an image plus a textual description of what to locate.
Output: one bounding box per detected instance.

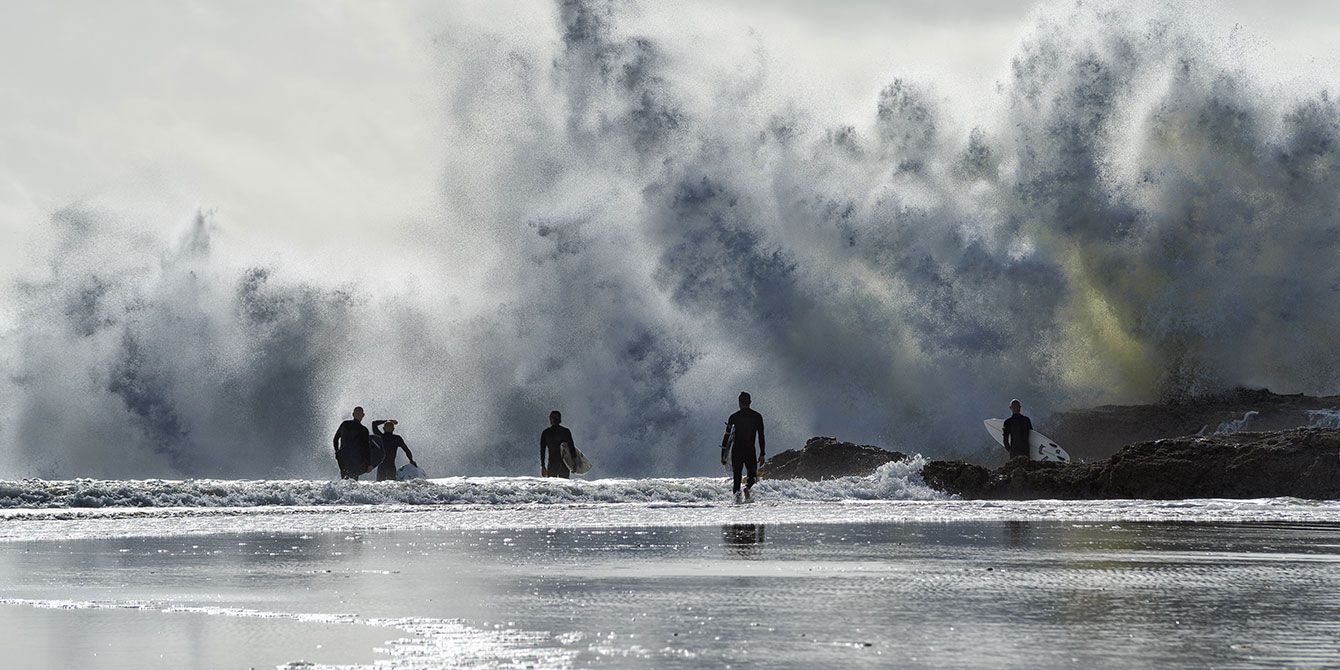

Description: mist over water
[3,0,1340,479]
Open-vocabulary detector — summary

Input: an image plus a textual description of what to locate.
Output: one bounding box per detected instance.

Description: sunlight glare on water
[1,500,1339,668]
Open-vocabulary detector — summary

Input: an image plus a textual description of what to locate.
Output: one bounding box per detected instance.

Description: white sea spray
[4,0,1340,479]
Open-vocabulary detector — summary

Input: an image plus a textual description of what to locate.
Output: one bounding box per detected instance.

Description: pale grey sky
[2,0,1339,324]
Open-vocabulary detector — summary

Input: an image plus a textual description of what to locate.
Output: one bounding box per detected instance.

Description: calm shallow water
[1,503,1339,668]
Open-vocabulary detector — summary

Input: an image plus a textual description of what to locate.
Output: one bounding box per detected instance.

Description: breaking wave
[1307,410,1340,429]
[1200,410,1260,435]
[0,458,941,509]
[4,0,1340,479]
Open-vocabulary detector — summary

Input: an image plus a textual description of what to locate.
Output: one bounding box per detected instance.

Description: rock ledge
[763,437,908,481]
[922,428,1340,500]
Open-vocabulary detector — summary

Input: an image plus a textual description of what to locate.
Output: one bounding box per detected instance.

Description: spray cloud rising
[3,0,1340,478]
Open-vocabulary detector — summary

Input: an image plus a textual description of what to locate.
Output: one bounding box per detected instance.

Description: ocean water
[2,469,1340,668]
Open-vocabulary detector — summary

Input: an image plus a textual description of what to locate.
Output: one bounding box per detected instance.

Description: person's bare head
[352,406,364,421]
[1009,399,1022,414]
[384,419,397,434]
[738,391,751,409]
[549,410,562,426]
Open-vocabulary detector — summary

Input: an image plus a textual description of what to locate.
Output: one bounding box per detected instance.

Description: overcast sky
[3,0,1339,322]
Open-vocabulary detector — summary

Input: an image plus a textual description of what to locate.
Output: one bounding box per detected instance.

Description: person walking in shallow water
[333,406,370,480]
[540,410,576,479]
[1002,399,1032,460]
[372,419,416,481]
[723,392,766,503]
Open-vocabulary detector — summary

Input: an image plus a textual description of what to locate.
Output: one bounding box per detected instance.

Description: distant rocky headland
[769,389,1340,500]
[1043,388,1340,462]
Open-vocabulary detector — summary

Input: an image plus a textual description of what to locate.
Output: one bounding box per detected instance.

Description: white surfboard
[720,422,734,472]
[983,418,1071,463]
[397,463,425,481]
[560,442,593,475]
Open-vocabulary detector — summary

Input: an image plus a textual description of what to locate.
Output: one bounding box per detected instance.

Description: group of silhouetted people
[333,392,1037,494]
[331,392,770,500]
[333,406,417,481]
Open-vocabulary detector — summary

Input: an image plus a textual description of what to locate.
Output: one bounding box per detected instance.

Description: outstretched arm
[400,440,416,466]
[372,420,386,436]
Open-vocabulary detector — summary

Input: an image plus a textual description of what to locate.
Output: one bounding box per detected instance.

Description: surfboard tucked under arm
[720,422,734,471]
[366,434,386,473]
[982,419,1071,463]
[560,442,593,475]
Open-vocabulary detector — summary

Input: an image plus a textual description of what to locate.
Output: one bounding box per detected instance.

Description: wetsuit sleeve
[1001,417,1010,450]
[334,423,342,451]
[400,438,414,464]
[372,420,386,436]
[758,414,765,458]
[540,431,547,468]
[721,415,734,451]
[564,427,575,449]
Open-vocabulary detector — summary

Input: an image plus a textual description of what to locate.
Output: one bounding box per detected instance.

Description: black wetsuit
[333,419,370,479]
[540,425,575,479]
[372,421,414,481]
[1002,413,1032,459]
[724,408,765,493]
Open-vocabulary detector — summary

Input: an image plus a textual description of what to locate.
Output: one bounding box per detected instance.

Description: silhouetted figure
[1002,399,1032,460]
[372,419,416,482]
[723,392,766,502]
[333,406,370,480]
[540,410,575,479]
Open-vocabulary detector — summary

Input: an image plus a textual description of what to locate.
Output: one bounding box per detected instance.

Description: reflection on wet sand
[722,524,766,557]
[5,520,1340,668]
[1006,520,1033,545]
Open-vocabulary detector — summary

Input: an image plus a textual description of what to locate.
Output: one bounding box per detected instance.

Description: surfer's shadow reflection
[1005,520,1034,546]
[722,524,765,558]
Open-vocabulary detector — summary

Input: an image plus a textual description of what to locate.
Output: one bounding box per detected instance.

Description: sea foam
[0,457,941,509]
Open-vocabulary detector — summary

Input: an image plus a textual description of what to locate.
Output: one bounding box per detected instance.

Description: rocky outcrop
[1043,388,1340,461]
[763,437,908,480]
[922,427,1340,500]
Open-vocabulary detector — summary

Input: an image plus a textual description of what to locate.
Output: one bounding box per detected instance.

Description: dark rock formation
[923,428,1340,500]
[763,437,908,480]
[1043,388,1340,461]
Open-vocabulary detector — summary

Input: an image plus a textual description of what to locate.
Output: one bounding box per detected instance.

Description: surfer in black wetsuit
[333,407,369,480]
[723,392,766,503]
[1001,399,1032,460]
[372,419,416,481]
[540,410,575,479]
